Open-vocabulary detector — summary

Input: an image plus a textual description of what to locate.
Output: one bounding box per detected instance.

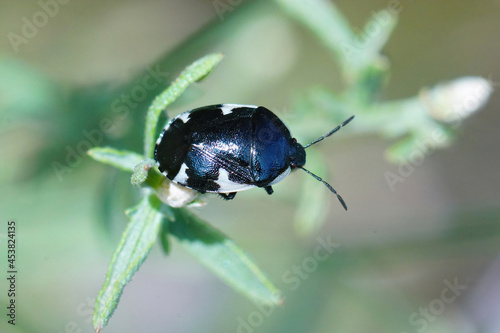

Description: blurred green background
[1,1,500,332]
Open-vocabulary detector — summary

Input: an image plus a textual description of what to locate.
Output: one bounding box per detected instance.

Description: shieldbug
[154,104,353,210]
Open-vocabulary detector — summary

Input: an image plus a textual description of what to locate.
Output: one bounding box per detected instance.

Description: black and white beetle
[154,104,353,210]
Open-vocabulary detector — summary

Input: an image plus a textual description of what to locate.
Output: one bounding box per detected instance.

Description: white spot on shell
[173,163,189,184]
[269,167,291,186]
[177,111,191,123]
[216,168,255,193]
[220,104,257,115]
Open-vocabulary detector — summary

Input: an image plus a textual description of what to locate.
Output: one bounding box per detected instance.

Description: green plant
[86,2,494,332]
[274,0,493,233]
[88,54,283,333]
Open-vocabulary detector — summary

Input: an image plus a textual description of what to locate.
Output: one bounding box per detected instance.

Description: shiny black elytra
[154,104,353,210]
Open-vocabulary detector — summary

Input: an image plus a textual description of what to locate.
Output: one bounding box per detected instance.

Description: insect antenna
[304,115,354,149]
[298,166,347,211]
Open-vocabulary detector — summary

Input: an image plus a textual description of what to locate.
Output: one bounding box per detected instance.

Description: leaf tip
[193,53,225,82]
[273,292,286,306]
[209,52,225,61]
[87,147,99,157]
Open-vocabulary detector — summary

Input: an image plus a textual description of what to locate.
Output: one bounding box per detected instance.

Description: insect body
[154,104,353,210]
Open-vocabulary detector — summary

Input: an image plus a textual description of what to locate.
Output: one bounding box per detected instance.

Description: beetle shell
[154,104,305,196]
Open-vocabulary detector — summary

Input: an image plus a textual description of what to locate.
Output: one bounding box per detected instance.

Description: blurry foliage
[275,0,492,233]
[0,1,495,332]
[89,54,282,333]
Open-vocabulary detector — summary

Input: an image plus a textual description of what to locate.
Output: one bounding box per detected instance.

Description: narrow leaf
[130,158,157,186]
[144,53,224,158]
[385,134,418,164]
[294,149,329,235]
[93,195,163,333]
[168,208,284,305]
[275,0,354,67]
[88,147,144,172]
[359,10,398,66]
[159,221,171,255]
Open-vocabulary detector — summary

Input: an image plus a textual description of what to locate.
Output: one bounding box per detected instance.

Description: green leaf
[294,150,329,235]
[345,60,390,106]
[276,0,396,82]
[159,221,171,255]
[358,10,398,67]
[275,0,354,69]
[385,134,417,163]
[130,158,157,186]
[93,195,163,333]
[88,147,144,172]
[143,53,224,158]
[168,208,284,305]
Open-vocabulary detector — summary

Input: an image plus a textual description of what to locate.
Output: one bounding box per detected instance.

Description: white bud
[423,76,493,122]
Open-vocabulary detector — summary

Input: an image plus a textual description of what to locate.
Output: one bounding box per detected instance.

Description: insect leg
[264,186,274,195]
[219,192,237,200]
